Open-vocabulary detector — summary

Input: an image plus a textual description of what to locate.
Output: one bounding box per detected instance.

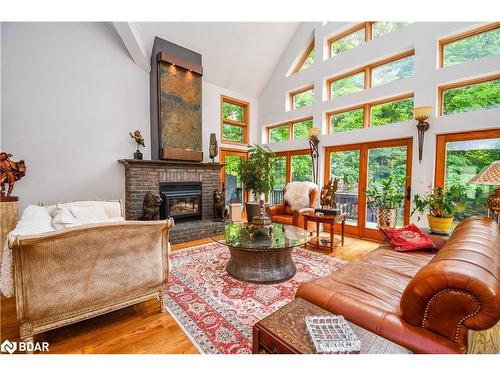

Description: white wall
[258,22,500,224]
[1,22,258,210]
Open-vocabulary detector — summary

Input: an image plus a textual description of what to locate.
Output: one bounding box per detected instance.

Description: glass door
[270,156,287,204]
[436,129,500,228]
[220,149,248,207]
[325,138,412,239]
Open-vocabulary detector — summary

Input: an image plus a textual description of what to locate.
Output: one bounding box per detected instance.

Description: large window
[327,50,415,98]
[327,93,414,133]
[267,118,313,143]
[221,96,249,144]
[325,138,412,240]
[290,86,314,110]
[268,150,312,203]
[220,149,248,207]
[440,23,500,68]
[439,75,500,116]
[435,129,500,228]
[328,22,410,58]
[291,39,315,74]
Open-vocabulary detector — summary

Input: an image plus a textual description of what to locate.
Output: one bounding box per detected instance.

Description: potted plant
[412,186,456,234]
[240,145,276,221]
[366,176,406,228]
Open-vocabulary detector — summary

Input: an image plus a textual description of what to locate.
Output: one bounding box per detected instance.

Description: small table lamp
[469,160,500,223]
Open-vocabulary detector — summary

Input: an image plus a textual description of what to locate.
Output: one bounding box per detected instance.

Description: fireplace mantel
[118,159,224,170]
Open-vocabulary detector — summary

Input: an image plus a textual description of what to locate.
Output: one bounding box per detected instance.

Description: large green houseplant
[365,176,406,228]
[412,186,456,234]
[240,145,276,221]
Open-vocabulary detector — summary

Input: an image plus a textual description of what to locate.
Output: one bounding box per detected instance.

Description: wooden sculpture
[320,177,339,209]
[0,152,26,201]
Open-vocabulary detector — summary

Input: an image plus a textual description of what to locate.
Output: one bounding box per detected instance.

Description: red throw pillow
[379,224,436,252]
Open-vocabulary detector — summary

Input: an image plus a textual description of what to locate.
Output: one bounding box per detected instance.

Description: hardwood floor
[0,235,380,354]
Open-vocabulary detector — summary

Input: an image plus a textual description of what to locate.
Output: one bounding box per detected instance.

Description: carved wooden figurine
[138,191,163,221]
[0,152,26,200]
[320,177,339,209]
[213,185,228,222]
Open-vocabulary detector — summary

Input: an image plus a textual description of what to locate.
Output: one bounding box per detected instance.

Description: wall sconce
[413,106,432,163]
[308,127,320,185]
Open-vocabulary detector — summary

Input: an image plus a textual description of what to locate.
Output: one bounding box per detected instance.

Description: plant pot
[376,208,397,228]
[245,202,261,222]
[427,215,453,235]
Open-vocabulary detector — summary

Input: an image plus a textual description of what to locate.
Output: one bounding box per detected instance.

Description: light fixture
[413,106,432,163]
[308,127,320,185]
[469,160,500,224]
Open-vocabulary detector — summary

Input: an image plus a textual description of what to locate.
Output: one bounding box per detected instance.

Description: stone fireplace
[119,159,225,244]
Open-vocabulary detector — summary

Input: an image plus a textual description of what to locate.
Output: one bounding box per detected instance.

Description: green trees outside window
[293,88,314,109]
[331,72,365,98]
[371,98,414,127]
[442,79,500,115]
[291,154,312,182]
[223,102,244,122]
[269,125,289,143]
[293,119,313,139]
[372,22,409,38]
[330,150,360,225]
[330,108,364,133]
[443,27,500,67]
[223,124,244,142]
[331,27,365,57]
[299,48,315,72]
[372,54,415,87]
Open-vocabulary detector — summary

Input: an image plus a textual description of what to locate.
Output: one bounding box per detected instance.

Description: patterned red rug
[165,242,345,354]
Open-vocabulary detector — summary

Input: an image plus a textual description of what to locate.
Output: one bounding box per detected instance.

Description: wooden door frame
[219,148,249,205]
[274,149,311,186]
[434,128,500,188]
[324,137,413,240]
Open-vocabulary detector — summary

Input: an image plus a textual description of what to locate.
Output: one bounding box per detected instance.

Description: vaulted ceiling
[126,22,300,98]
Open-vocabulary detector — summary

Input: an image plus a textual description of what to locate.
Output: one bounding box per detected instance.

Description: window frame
[328,22,373,59]
[326,49,415,99]
[291,39,315,75]
[439,22,500,68]
[289,85,314,111]
[437,74,500,116]
[220,95,250,145]
[326,92,414,133]
[266,117,314,144]
[273,149,312,186]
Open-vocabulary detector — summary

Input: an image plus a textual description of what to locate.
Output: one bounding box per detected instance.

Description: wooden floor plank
[0,235,380,354]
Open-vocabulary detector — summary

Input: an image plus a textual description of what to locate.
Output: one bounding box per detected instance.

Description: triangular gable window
[291,40,314,74]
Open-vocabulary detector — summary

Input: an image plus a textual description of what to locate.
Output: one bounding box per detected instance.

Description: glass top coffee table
[212,223,309,284]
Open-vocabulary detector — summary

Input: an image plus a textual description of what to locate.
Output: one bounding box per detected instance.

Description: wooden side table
[303,213,345,253]
[253,297,410,354]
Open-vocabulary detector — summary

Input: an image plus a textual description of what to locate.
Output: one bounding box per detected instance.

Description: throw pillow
[69,205,109,224]
[379,224,436,252]
[52,206,81,230]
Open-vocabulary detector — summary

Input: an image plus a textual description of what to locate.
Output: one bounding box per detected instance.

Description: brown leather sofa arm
[401,245,500,346]
[293,208,315,229]
[268,204,286,217]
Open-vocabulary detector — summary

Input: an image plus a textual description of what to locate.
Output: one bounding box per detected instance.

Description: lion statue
[138,191,163,221]
[213,186,228,222]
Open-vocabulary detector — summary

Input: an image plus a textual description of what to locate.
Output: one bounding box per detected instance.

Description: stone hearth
[118,159,226,244]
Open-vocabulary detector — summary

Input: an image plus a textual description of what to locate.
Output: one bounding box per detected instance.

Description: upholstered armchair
[268,182,319,232]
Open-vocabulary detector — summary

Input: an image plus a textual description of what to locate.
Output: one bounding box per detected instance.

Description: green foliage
[223,102,244,121]
[412,187,455,219]
[443,80,500,115]
[330,150,360,192]
[444,28,500,67]
[271,156,287,189]
[371,98,414,126]
[224,155,243,186]
[372,22,409,38]
[331,28,365,56]
[291,154,312,182]
[299,48,315,71]
[293,120,313,139]
[372,55,415,87]
[331,72,364,98]
[366,175,406,209]
[222,124,243,142]
[269,125,289,143]
[331,109,364,132]
[294,89,314,109]
[240,145,276,199]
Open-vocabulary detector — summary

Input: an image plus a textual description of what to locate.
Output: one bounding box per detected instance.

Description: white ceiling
[133,22,300,97]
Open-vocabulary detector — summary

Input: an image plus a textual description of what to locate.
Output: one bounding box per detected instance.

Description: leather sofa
[296,216,500,353]
[268,184,319,232]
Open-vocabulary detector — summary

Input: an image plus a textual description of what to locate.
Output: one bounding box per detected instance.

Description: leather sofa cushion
[272,215,293,225]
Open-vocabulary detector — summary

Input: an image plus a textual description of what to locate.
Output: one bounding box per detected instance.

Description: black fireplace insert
[159,182,202,221]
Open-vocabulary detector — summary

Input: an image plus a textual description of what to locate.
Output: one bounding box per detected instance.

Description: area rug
[165,242,345,354]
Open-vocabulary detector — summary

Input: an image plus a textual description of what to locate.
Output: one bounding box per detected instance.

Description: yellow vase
[427,215,453,235]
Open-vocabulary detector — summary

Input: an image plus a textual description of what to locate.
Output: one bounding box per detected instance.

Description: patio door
[325,138,413,240]
[220,148,248,207]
